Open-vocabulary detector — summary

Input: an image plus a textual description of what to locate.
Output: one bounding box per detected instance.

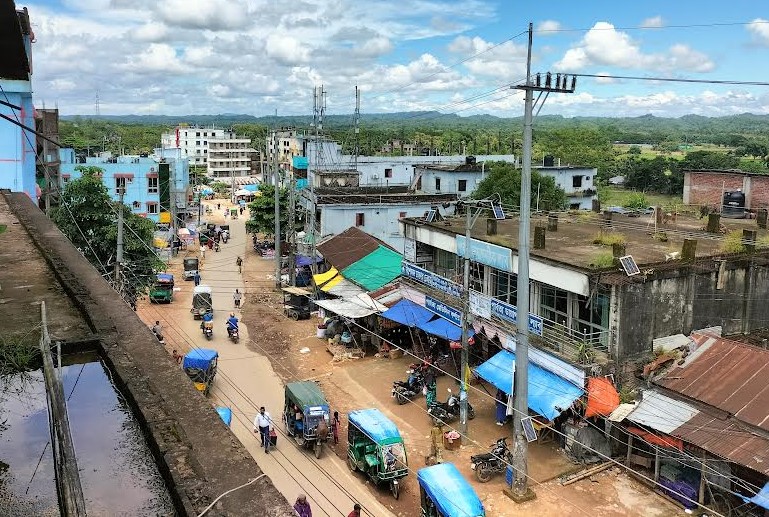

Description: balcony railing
[532,318,611,365]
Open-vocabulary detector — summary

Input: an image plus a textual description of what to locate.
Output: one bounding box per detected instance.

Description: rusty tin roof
[656,331,769,432]
[317,226,387,271]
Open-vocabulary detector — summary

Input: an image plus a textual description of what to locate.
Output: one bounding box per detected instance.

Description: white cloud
[265,34,311,65]
[121,43,185,73]
[641,16,664,28]
[132,21,169,42]
[447,35,527,79]
[536,20,562,34]
[553,22,714,73]
[156,0,252,31]
[747,18,769,46]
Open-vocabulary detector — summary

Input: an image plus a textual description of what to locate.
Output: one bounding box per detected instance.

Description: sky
[20,0,769,118]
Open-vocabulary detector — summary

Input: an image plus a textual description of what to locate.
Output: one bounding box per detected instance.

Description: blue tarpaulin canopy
[296,255,323,267]
[216,406,232,427]
[156,273,174,283]
[182,348,218,370]
[417,317,473,342]
[243,184,259,192]
[292,156,309,169]
[474,349,584,421]
[380,299,434,327]
[417,463,485,517]
[743,481,769,510]
[348,408,402,444]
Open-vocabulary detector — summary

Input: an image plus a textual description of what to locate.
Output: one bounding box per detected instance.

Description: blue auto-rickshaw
[216,406,232,427]
[182,348,218,396]
[347,408,408,499]
[417,463,485,517]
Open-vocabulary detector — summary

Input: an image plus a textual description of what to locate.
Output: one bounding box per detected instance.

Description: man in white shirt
[253,406,272,453]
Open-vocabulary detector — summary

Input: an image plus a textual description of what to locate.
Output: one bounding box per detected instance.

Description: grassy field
[598,186,683,208]
[612,143,732,160]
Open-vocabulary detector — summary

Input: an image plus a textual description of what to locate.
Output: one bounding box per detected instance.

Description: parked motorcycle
[214,242,221,252]
[391,364,425,405]
[470,437,513,482]
[202,320,214,340]
[427,388,475,424]
[227,325,240,343]
[221,231,229,244]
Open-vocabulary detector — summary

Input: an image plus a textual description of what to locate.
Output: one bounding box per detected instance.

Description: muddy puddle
[0,354,175,516]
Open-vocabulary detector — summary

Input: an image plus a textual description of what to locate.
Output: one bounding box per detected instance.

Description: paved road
[140,202,394,517]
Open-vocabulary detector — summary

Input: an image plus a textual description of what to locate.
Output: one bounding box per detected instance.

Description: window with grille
[147,203,159,214]
[148,177,158,193]
[355,213,365,226]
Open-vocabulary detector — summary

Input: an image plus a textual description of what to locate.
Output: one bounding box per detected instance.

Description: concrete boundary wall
[3,191,293,516]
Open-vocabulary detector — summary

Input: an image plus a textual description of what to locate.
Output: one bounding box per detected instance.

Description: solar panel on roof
[492,203,505,220]
[619,255,640,276]
[425,208,437,222]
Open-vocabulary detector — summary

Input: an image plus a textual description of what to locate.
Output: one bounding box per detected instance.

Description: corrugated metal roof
[316,227,380,271]
[627,390,699,434]
[657,334,769,431]
[627,390,769,475]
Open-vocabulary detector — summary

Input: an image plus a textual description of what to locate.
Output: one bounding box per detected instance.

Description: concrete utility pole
[353,85,361,172]
[310,85,325,273]
[510,22,576,501]
[114,184,125,286]
[274,131,282,287]
[287,168,296,286]
[459,204,472,436]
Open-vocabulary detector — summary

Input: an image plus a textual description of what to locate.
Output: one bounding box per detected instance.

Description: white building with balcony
[161,126,230,167]
[207,136,255,179]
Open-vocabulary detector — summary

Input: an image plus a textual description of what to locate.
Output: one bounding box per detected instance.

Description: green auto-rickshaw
[149,273,174,303]
[347,408,408,499]
[283,381,331,458]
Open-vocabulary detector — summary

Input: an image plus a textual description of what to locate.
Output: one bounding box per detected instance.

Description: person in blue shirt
[200,309,214,331]
[226,313,239,336]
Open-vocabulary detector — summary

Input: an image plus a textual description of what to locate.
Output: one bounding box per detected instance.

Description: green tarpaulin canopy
[341,245,401,291]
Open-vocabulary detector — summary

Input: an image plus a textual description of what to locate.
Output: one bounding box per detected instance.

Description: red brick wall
[750,176,769,209]
[685,173,743,208]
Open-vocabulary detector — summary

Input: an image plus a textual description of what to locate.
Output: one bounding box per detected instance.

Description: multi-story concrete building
[59,151,190,225]
[207,135,256,179]
[266,128,306,171]
[534,163,598,210]
[160,126,230,167]
[400,208,769,376]
[0,4,36,202]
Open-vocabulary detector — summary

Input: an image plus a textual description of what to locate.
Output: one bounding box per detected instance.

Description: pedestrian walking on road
[331,411,340,445]
[194,272,201,286]
[236,256,243,274]
[293,494,312,517]
[200,245,206,259]
[217,203,221,210]
[233,289,242,308]
[348,503,361,517]
[253,407,272,453]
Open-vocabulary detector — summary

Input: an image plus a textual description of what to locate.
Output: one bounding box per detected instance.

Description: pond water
[0,355,175,516]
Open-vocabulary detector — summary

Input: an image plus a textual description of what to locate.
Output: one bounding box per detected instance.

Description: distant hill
[62,111,769,133]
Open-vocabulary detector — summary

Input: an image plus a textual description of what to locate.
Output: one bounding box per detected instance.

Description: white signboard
[404,238,416,262]
[469,290,492,319]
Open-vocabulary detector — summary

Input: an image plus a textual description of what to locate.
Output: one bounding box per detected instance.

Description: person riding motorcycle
[226,312,239,337]
[200,309,213,330]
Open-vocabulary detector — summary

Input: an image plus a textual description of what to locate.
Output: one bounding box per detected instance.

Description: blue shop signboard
[401,261,463,297]
[456,235,513,273]
[425,296,462,326]
[490,299,543,336]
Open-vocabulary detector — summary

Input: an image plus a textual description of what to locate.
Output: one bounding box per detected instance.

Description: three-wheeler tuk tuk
[191,285,213,319]
[417,463,485,517]
[183,257,199,280]
[281,287,312,320]
[283,381,331,458]
[182,348,218,396]
[149,273,174,303]
[347,408,409,499]
[229,207,238,219]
